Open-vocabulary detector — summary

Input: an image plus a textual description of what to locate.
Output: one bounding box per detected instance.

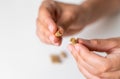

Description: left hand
[68,37,120,79]
[36,0,86,46]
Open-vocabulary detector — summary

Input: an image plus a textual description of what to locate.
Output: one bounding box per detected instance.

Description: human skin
[36,0,120,78]
[36,0,120,46]
[68,37,120,79]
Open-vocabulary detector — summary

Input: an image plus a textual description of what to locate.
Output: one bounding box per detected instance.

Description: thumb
[78,38,118,52]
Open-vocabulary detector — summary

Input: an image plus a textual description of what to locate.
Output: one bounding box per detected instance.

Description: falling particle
[50,54,61,63]
[60,51,67,58]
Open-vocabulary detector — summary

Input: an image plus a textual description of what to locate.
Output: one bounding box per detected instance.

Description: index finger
[74,44,108,68]
[38,1,58,34]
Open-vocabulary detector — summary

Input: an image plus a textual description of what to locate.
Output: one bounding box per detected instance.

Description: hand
[36,0,86,46]
[68,37,120,79]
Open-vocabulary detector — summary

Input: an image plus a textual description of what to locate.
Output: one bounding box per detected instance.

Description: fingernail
[75,44,80,51]
[48,24,54,32]
[49,36,54,43]
[68,45,73,51]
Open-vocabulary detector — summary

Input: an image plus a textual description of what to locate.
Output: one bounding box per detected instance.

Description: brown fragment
[50,54,61,63]
[55,30,62,37]
[70,38,78,44]
[60,51,67,58]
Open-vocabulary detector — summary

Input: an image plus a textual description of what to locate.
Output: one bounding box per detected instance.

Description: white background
[0,0,120,79]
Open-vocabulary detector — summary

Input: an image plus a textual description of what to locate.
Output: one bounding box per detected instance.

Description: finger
[78,38,118,52]
[74,44,110,72]
[100,70,120,79]
[37,30,61,45]
[68,44,79,61]
[68,44,105,75]
[38,1,64,45]
[77,52,101,75]
[37,32,51,45]
[36,19,61,45]
[38,1,58,34]
[36,19,51,44]
[36,28,52,45]
[107,48,120,71]
[49,35,62,46]
[36,18,52,36]
[37,27,61,45]
[68,44,100,79]
[78,64,101,79]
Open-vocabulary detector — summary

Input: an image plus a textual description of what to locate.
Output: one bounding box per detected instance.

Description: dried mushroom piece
[70,38,78,44]
[60,51,67,58]
[55,30,62,37]
[50,51,68,64]
[50,54,61,63]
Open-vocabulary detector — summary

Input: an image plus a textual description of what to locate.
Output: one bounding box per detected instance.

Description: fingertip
[54,39,62,46]
[49,35,62,46]
[75,44,90,53]
[68,44,74,52]
[75,44,81,51]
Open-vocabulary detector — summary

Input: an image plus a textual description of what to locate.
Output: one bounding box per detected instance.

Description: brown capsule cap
[55,30,63,37]
[50,54,61,63]
[70,38,78,44]
[55,26,64,37]
[60,51,67,58]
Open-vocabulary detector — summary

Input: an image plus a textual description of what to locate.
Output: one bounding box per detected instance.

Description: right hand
[36,0,86,46]
[68,37,120,79]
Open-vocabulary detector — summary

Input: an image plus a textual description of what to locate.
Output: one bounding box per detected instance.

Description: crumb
[70,38,78,44]
[50,54,61,63]
[60,51,67,58]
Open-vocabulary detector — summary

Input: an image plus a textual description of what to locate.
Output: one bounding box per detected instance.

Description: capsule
[50,54,61,63]
[55,30,62,37]
[70,38,78,44]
